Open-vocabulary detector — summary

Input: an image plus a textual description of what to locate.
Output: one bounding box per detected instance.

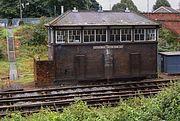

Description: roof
[159,51,180,56]
[46,10,159,27]
[143,13,180,36]
[153,6,179,13]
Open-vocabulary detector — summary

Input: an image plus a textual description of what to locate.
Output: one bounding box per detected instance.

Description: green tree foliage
[0,0,19,18]
[153,0,171,10]
[112,0,138,12]
[158,28,180,52]
[0,0,99,18]
[27,17,47,46]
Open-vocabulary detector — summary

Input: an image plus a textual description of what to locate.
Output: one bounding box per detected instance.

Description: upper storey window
[121,29,132,42]
[146,29,156,41]
[56,30,68,43]
[69,30,81,43]
[110,29,120,42]
[135,29,145,41]
[83,29,107,43]
[84,30,95,42]
[56,30,81,43]
[96,29,106,42]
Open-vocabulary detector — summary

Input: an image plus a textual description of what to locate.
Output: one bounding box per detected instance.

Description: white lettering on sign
[93,45,124,49]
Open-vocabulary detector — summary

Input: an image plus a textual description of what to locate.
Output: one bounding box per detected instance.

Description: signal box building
[34,10,160,87]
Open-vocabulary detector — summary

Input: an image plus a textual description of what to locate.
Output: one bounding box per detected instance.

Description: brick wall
[144,13,180,41]
[34,59,55,87]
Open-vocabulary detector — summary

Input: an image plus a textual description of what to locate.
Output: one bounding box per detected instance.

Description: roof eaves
[46,11,72,27]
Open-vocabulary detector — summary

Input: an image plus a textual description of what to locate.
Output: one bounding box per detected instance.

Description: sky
[96,0,180,12]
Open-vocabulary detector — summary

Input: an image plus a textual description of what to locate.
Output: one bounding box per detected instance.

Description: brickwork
[53,42,157,84]
[144,13,180,41]
[34,59,55,87]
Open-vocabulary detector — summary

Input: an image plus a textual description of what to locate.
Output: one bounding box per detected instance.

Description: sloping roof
[46,10,159,27]
[153,6,179,13]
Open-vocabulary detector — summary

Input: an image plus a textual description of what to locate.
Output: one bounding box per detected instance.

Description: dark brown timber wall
[53,42,157,84]
[34,59,55,87]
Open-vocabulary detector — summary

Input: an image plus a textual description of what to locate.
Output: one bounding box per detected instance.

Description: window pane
[121,35,126,41]
[116,35,120,41]
[135,35,139,40]
[127,35,131,41]
[96,35,100,41]
[140,34,144,40]
[110,35,114,42]
[102,35,106,41]
[90,35,95,42]
[84,36,89,42]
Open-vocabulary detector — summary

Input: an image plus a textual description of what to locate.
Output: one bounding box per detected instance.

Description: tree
[112,0,138,12]
[153,0,171,10]
[0,0,99,18]
[0,0,19,18]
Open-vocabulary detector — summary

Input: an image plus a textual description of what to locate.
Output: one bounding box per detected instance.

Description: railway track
[0,79,176,117]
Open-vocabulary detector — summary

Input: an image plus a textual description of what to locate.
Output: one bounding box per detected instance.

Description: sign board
[93,45,124,49]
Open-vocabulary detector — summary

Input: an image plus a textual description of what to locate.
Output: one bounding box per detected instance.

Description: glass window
[110,29,120,42]
[56,30,68,43]
[83,29,106,43]
[96,29,106,42]
[84,29,95,42]
[69,30,81,43]
[134,29,145,41]
[121,29,132,42]
[146,29,156,41]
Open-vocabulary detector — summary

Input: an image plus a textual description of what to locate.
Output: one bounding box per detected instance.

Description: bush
[158,28,179,52]
[28,17,48,46]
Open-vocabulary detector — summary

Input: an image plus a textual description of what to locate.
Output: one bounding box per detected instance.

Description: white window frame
[83,29,96,43]
[146,29,156,41]
[68,30,81,43]
[56,30,81,43]
[120,29,132,42]
[110,29,121,42]
[95,29,107,43]
[134,29,146,42]
[83,29,107,43]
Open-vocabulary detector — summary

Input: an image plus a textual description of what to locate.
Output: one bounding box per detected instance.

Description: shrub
[158,28,179,52]
[28,17,48,46]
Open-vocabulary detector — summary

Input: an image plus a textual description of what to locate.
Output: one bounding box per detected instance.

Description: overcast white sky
[96,0,180,12]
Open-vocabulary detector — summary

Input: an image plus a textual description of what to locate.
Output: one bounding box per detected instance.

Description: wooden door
[74,55,86,79]
[130,53,141,75]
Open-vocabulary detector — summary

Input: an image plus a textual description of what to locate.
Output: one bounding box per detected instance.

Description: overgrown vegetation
[158,28,180,52]
[0,17,48,87]
[0,27,7,60]
[1,82,179,121]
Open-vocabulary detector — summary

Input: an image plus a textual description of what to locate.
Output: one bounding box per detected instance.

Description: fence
[0,17,53,27]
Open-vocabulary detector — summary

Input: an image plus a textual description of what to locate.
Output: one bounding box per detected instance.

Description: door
[74,55,86,79]
[130,53,141,75]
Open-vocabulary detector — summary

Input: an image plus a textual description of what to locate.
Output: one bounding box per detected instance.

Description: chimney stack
[61,6,64,15]
[98,5,103,12]
[72,7,78,12]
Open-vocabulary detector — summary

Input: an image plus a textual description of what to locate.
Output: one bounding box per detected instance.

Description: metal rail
[0,79,177,117]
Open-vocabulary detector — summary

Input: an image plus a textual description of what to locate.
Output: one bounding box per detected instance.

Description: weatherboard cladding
[47,11,159,27]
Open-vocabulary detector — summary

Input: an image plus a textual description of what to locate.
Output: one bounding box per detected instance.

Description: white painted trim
[153,6,172,13]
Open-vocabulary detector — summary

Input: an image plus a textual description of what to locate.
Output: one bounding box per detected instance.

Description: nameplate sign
[93,45,124,50]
